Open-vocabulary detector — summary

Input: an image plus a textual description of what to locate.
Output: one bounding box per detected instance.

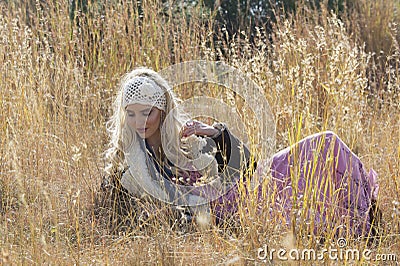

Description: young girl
[99,67,380,238]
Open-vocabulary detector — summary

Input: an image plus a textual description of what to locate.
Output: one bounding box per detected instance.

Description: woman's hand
[181,120,220,138]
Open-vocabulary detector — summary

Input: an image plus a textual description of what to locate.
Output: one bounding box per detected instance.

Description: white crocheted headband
[123,76,167,111]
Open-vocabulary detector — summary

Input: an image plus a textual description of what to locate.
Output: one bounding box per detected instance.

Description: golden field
[1,0,399,264]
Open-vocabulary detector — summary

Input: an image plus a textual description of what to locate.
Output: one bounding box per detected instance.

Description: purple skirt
[213,131,379,237]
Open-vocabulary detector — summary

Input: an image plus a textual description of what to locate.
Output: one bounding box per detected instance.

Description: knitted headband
[123,76,167,111]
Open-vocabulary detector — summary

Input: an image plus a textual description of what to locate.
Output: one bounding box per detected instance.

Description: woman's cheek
[126,116,135,127]
[147,112,159,126]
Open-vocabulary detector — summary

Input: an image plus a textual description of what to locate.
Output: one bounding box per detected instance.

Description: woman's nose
[135,117,147,128]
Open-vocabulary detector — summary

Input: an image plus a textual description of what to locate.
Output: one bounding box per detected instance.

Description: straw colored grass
[1,0,399,264]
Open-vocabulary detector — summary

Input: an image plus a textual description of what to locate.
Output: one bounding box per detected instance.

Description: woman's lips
[137,128,147,134]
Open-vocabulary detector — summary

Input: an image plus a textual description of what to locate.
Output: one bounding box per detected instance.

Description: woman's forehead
[125,103,153,112]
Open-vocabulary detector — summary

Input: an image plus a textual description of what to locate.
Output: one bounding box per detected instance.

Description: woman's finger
[181,120,212,137]
[181,127,194,138]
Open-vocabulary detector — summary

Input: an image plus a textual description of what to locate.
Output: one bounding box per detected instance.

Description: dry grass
[1,0,399,265]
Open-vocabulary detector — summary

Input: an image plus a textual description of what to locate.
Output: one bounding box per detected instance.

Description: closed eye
[142,109,152,116]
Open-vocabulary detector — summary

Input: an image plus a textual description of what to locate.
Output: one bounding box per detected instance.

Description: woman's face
[125,104,162,141]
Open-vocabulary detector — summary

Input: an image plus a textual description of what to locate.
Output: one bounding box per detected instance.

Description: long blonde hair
[104,67,192,176]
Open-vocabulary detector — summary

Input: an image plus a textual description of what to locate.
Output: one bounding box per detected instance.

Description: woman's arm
[181,120,255,177]
[209,123,255,176]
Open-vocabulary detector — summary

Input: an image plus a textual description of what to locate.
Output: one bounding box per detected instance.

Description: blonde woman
[100,67,380,237]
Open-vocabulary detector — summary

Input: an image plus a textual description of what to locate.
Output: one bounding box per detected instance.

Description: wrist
[210,123,226,138]
[210,128,220,138]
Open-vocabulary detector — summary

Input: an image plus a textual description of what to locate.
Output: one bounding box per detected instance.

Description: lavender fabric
[212,131,379,237]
